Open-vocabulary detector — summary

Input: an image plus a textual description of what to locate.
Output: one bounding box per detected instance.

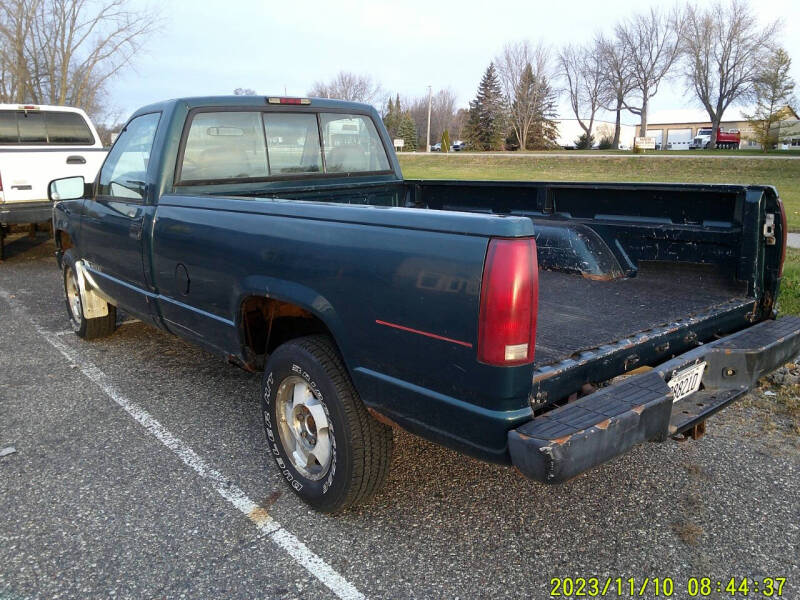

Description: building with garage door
[637,107,799,150]
[555,118,637,149]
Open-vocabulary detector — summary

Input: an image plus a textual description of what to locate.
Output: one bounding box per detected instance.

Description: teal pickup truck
[49,96,800,512]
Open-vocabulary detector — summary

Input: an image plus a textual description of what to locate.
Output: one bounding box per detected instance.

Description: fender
[235,275,352,367]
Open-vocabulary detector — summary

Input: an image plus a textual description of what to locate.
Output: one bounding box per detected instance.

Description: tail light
[778,198,788,277]
[478,237,538,366]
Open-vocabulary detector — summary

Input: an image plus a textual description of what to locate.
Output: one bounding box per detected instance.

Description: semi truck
[690,127,741,149]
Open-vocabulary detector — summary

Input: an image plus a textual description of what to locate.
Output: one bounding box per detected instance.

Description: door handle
[66,155,86,165]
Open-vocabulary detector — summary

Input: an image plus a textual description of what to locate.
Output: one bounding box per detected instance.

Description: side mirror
[49,176,87,201]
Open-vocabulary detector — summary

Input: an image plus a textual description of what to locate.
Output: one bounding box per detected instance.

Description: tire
[62,249,117,339]
[261,335,393,513]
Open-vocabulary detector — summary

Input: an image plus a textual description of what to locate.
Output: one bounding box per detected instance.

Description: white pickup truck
[0,104,106,258]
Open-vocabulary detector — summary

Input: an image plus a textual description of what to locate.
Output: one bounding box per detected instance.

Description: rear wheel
[62,249,117,339]
[261,335,393,513]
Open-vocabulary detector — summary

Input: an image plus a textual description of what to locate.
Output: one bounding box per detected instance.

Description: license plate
[668,362,706,402]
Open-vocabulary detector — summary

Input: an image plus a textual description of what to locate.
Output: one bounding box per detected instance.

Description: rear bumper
[509,317,800,483]
[0,201,52,224]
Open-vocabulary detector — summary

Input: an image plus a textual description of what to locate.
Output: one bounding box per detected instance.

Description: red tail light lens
[778,198,788,277]
[478,237,538,366]
[266,97,311,105]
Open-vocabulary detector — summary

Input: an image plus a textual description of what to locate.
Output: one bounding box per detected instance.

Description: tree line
[310,0,794,152]
[1,0,795,152]
[468,0,793,151]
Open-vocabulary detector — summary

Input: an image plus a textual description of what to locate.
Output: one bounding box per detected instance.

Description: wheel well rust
[56,230,73,251]
[239,296,331,369]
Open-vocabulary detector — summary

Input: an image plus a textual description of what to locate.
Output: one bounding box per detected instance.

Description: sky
[110,0,800,126]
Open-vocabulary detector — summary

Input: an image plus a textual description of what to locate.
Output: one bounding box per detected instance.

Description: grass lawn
[398,153,800,316]
[398,153,800,231]
[439,148,800,157]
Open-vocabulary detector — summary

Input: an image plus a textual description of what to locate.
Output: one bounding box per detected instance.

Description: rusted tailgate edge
[510,316,800,484]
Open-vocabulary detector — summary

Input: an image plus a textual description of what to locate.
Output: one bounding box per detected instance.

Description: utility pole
[426,85,432,152]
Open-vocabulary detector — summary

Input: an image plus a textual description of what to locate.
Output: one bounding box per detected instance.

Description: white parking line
[0,289,365,600]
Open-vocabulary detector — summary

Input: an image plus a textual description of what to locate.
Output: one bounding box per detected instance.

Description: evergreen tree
[465,63,507,150]
[383,96,398,140]
[398,112,417,151]
[526,73,559,150]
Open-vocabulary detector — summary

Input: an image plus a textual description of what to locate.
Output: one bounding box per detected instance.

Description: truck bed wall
[410,180,781,303]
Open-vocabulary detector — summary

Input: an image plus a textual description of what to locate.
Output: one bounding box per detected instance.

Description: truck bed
[535,262,749,367]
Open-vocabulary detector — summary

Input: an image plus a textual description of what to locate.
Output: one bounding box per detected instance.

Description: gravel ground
[1,233,798,600]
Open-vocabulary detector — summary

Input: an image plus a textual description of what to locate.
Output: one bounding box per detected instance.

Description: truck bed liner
[535,262,749,366]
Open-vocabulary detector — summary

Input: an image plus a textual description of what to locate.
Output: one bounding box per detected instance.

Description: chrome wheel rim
[65,266,81,322]
[275,376,332,480]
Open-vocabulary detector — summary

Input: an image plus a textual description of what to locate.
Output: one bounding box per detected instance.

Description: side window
[17,111,47,143]
[45,112,94,144]
[179,112,268,182]
[320,113,390,173]
[263,113,322,175]
[0,111,18,143]
[98,112,160,200]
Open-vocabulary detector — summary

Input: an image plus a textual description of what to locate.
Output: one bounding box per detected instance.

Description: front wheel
[62,249,117,339]
[261,335,393,513]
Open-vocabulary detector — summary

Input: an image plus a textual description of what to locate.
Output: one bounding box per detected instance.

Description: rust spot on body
[631,405,645,415]
[367,407,403,430]
[595,418,611,430]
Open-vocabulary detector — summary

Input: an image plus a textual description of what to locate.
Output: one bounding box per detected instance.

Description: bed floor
[535,262,750,366]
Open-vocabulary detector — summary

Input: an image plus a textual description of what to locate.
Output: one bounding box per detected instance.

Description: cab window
[98,112,160,200]
[0,110,94,144]
[263,113,322,175]
[320,113,390,173]
[179,112,268,182]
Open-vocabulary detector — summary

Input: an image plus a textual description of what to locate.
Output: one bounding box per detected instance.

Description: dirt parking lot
[1,233,799,599]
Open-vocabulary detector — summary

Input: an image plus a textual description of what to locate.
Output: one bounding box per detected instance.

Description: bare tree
[681,0,779,148]
[308,71,383,104]
[597,34,635,149]
[616,6,682,136]
[744,47,796,151]
[559,43,605,146]
[233,87,256,96]
[450,108,469,140]
[0,0,158,119]
[404,88,458,146]
[0,0,37,102]
[496,40,554,150]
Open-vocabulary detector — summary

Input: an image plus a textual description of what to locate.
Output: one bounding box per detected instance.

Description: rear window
[180,112,268,182]
[0,110,94,145]
[263,113,323,175]
[320,113,390,173]
[177,110,390,184]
